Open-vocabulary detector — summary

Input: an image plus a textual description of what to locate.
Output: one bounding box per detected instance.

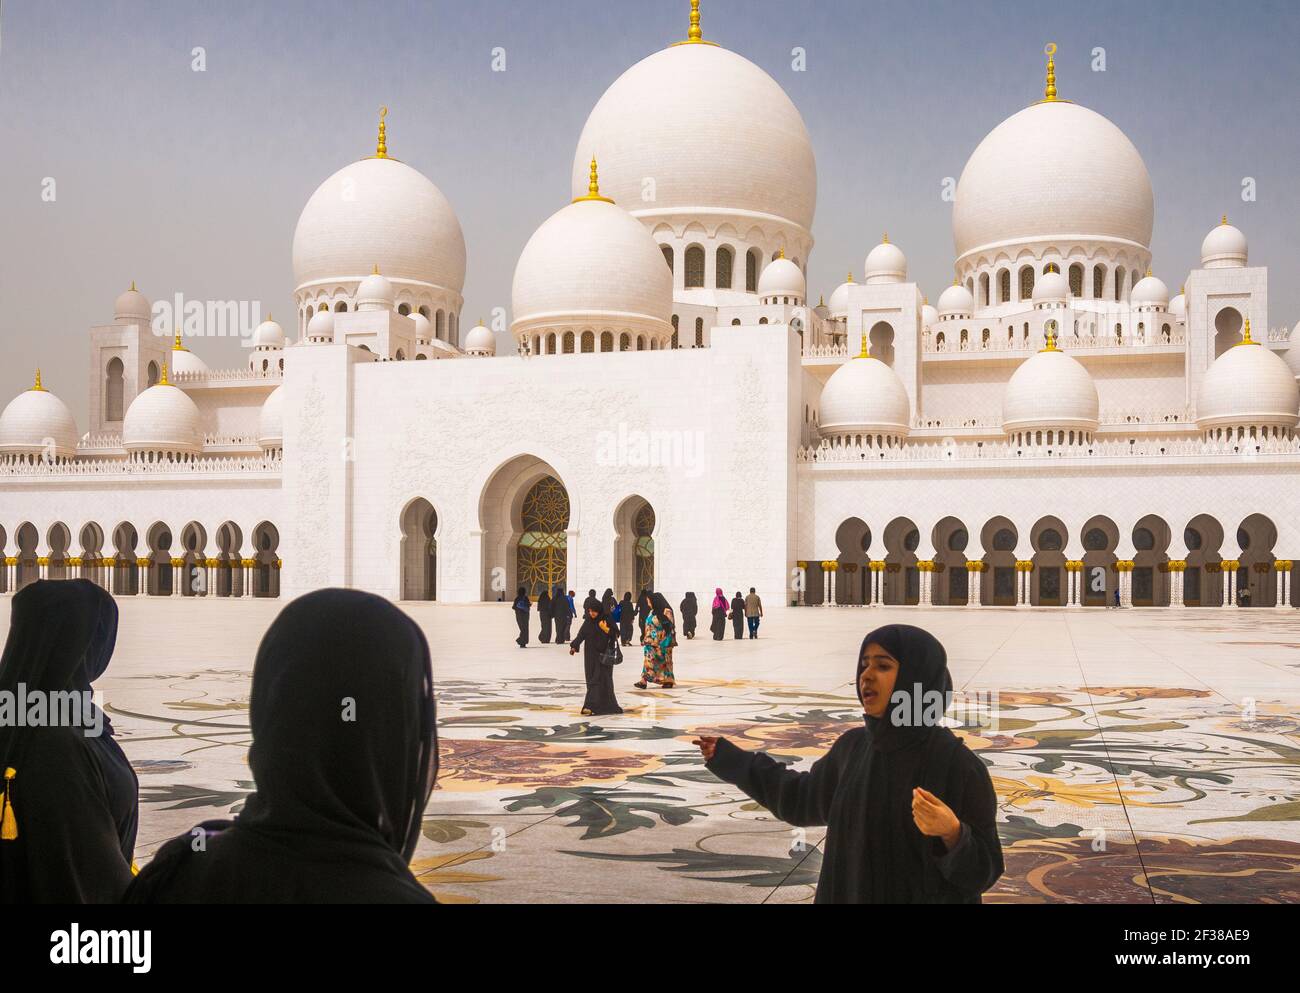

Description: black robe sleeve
[928,749,1003,898]
[705,731,860,828]
[569,618,590,652]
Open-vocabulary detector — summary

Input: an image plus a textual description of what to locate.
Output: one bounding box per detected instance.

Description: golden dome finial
[375,106,388,159]
[882,232,889,244]
[858,335,871,360]
[129,280,137,292]
[1043,43,1058,101]
[32,368,45,392]
[173,328,186,351]
[818,293,825,307]
[573,155,615,204]
[1146,267,1153,277]
[159,360,169,386]
[846,271,854,284]
[372,264,380,275]
[1042,322,1060,352]
[778,247,785,259]
[673,0,718,46]
[1237,318,1258,346]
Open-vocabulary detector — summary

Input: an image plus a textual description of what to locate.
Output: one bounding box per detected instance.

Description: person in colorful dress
[634,592,677,689]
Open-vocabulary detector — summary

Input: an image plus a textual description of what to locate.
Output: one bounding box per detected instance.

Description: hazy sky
[3,0,1298,425]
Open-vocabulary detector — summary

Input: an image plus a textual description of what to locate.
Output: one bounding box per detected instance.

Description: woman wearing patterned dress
[634,592,677,689]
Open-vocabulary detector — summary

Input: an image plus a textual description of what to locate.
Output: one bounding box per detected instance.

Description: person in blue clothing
[512,586,530,647]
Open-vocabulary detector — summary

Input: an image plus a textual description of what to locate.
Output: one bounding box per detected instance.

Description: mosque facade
[2,4,1299,611]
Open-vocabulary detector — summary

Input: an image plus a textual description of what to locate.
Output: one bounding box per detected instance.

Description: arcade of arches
[802,514,1296,608]
[0,520,281,598]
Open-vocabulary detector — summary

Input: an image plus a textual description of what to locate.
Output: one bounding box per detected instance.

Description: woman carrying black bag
[570,596,623,716]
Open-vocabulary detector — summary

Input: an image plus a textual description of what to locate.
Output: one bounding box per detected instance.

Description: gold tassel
[1,768,17,841]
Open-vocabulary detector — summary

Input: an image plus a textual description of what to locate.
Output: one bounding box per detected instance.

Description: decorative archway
[835,517,871,605]
[1236,513,1278,607]
[979,517,1018,606]
[1079,515,1119,607]
[146,522,173,596]
[179,522,207,597]
[1131,515,1172,606]
[931,517,968,605]
[479,455,571,601]
[252,521,281,598]
[112,522,139,596]
[1182,514,1224,606]
[614,496,656,596]
[882,517,920,605]
[400,499,437,601]
[1030,516,1068,606]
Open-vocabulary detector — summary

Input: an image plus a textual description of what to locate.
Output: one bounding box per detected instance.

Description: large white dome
[1197,328,1299,431]
[512,176,673,338]
[1200,217,1248,268]
[1002,346,1100,433]
[293,154,466,295]
[953,100,1153,263]
[757,256,805,300]
[0,375,79,459]
[818,354,911,439]
[864,237,907,284]
[571,40,816,235]
[122,378,203,455]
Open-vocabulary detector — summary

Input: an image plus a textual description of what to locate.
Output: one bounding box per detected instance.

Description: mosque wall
[280,324,802,603]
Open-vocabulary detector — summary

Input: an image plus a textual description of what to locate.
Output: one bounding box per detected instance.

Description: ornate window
[716,246,733,289]
[746,249,759,292]
[1093,264,1106,298]
[1114,267,1125,301]
[695,317,704,347]
[581,331,595,353]
[993,529,1017,552]
[634,503,656,592]
[1069,264,1084,297]
[685,246,705,288]
[518,476,570,597]
[600,331,613,352]
[998,269,1011,304]
[1084,528,1109,551]
[562,331,575,354]
[1018,265,1035,300]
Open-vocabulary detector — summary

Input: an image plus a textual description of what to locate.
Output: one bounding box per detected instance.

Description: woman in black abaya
[551,584,573,644]
[694,624,1003,903]
[570,597,622,716]
[512,586,530,647]
[601,588,617,617]
[537,588,554,644]
[124,589,439,903]
[710,588,727,640]
[634,587,651,643]
[618,592,635,646]
[0,579,138,903]
[680,592,698,639]
[729,591,746,639]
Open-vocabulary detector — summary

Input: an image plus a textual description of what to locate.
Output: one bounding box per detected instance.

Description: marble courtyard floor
[6,598,1299,904]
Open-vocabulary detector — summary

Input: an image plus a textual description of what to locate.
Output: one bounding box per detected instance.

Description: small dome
[410,312,431,342]
[1169,291,1186,319]
[1197,324,1299,430]
[0,373,79,459]
[1002,344,1099,433]
[356,268,395,310]
[921,302,939,328]
[1131,271,1169,308]
[258,386,284,450]
[307,309,336,341]
[512,162,672,340]
[757,255,805,300]
[1201,217,1248,268]
[252,316,287,348]
[114,283,152,324]
[864,237,907,284]
[827,274,855,319]
[937,281,974,317]
[122,373,203,455]
[169,335,209,375]
[1032,270,1070,304]
[464,321,496,356]
[818,352,911,439]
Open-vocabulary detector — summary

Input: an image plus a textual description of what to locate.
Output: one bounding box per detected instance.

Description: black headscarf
[648,592,675,636]
[856,624,954,749]
[513,586,529,611]
[551,584,570,620]
[582,595,603,617]
[0,579,136,903]
[537,588,552,611]
[601,588,616,614]
[124,590,438,903]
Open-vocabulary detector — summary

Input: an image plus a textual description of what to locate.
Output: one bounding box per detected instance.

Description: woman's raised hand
[692,736,719,761]
[912,787,962,848]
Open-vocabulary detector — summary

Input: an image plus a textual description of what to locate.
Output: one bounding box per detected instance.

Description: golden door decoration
[634,503,656,592]
[518,475,569,597]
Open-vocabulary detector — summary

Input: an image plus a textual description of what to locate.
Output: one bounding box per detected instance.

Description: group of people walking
[709,588,764,640]
[2,577,1003,904]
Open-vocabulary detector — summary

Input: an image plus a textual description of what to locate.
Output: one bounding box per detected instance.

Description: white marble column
[242,561,255,599]
[1224,562,1238,608]
[171,560,183,598]
[1169,563,1185,607]
[918,563,933,606]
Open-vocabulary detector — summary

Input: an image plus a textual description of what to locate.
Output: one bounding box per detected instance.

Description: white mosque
[2,3,1299,611]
